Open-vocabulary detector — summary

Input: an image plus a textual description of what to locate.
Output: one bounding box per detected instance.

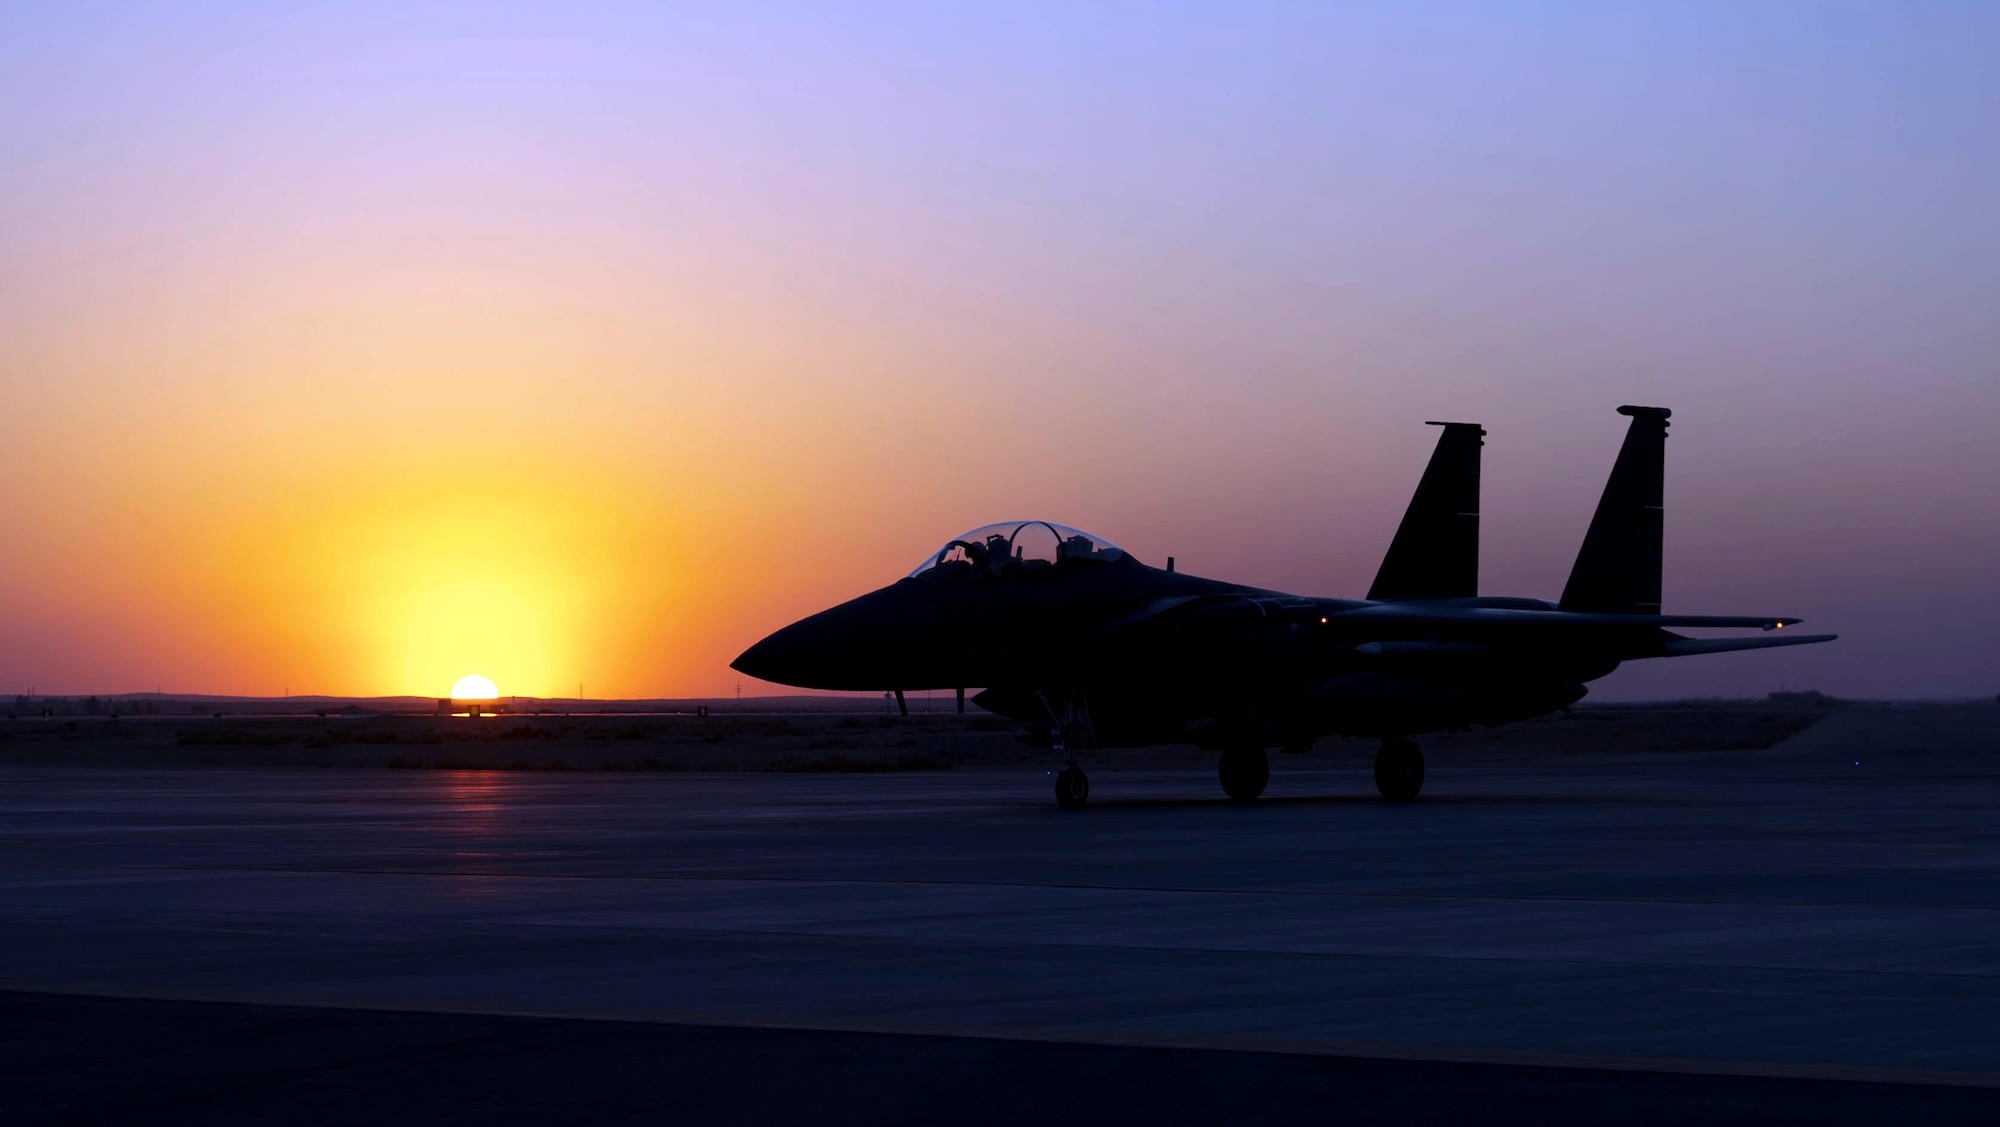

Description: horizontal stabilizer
[1368,422,1484,601]
[1660,633,1837,657]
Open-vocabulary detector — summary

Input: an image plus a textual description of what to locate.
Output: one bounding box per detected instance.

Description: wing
[1095,594,1834,662]
[1325,604,1804,631]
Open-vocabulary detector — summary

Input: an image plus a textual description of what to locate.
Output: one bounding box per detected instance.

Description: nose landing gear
[1041,692,1097,809]
[1375,737,1425,801]
[1055,765,1090,809]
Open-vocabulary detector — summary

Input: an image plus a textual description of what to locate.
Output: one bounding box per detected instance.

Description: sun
[451,674,499,701]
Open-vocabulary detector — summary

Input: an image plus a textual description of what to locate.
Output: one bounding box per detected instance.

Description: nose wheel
[1055,765,1090,809]
[1374,737,1425,801]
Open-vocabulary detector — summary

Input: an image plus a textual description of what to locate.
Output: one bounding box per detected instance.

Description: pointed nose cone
[732,592,905,690]
[730,626,810,687]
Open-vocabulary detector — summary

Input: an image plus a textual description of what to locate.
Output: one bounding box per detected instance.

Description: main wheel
[1054,766,1090,809]
[1218,746,1269,801]
[1374,738,1425,801]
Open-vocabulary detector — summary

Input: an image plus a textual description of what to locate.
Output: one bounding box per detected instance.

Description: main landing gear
[1055,764,1090,809]
[1218,745,1270,802]
[1375,737,1425,802]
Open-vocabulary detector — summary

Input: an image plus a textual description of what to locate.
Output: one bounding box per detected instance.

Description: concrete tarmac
[4,708,2000,1122]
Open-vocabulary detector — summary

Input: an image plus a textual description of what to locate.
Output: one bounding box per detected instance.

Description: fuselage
[732,550,1615,748]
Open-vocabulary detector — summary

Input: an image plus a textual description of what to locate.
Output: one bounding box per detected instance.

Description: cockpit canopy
[907,521,1127,580]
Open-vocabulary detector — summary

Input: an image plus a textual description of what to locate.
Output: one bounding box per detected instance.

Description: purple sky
[2,2,1996,699]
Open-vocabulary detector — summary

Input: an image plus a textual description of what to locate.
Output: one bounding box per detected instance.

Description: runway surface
[5,708,2000,1122]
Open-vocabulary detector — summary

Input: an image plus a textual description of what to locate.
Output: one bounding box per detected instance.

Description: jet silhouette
[734,407,1835,807]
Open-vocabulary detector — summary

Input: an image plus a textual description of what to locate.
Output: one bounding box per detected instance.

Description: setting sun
[451,675,499,701]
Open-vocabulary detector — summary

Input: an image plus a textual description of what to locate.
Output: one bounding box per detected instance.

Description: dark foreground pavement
[3,705,1999,1122]
[7,991,1996,1125]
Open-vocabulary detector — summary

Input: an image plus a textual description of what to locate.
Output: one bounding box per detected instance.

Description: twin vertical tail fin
[1367,422,1484,601]
[1370,407,1672,612]
[1559,405,1670,614]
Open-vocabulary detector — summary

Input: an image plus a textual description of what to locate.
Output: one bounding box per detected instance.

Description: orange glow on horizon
[4,4,1986,701]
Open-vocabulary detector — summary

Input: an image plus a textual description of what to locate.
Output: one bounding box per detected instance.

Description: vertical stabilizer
[1559,405,1670,614]
[1367,422,1484,601]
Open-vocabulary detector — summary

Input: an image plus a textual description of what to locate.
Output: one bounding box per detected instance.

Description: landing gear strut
[1041,691,1096,809]
[1374,737,1425,801]
[1055,765,1090,809]
[1218,745,1270,801]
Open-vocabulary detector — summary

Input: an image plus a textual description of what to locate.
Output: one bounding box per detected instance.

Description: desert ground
[0,697,1850,774]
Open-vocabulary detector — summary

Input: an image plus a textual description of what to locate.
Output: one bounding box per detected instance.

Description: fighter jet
[733,407,1835,807]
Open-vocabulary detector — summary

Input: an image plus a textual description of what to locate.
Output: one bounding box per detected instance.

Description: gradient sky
[3,1,1996,700]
